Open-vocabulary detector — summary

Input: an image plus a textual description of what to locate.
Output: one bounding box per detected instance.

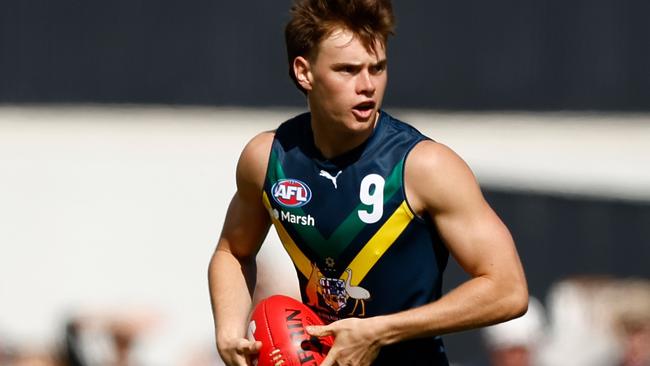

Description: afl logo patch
[272,179,312,207]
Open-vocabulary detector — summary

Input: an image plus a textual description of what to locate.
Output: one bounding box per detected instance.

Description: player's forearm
[373,274,528,346]
[208,248,257,345]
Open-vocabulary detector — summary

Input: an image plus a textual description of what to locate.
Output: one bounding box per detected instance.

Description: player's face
[297,28,387,133]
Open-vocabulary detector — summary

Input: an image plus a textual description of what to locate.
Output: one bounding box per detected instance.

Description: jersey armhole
[401,138,431,224]
[260,130,279,198]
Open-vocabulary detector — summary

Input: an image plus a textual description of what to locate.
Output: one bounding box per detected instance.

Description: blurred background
[1,1,649,366]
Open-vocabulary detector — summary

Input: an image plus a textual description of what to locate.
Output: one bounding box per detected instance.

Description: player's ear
[293,56,313,92]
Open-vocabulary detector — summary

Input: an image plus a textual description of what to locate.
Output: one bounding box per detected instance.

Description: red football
[248,295,333,366]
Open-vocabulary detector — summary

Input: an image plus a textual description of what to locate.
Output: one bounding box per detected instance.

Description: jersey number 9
[358,174,385,224]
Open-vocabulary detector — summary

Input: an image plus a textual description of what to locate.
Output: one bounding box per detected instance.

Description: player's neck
[310,112,379,160]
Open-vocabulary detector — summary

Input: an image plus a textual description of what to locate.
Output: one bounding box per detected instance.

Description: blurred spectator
[612,280,650,366]
[618,315,650,366]
[1,332,8,364]
[481,297,546,366]
[62,308,160,366]
[538,276,650,366]
[12,349,61,366]
[0,329,62,366]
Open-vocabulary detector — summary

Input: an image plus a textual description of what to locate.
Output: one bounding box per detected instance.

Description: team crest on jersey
[319,277,348,311]
[272,179,312,207]
[305,263,371,320]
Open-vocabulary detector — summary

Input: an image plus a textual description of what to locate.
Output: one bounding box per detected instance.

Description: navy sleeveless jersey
[262,111,450,365]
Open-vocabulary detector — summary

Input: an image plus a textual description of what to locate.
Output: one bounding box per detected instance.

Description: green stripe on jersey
[267,150,405,259]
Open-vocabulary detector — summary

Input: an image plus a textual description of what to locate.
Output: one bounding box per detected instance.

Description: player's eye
[370,63,386,74]
[335,65,359,74]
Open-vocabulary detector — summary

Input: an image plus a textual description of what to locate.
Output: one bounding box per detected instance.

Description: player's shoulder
[239,130,275,166]
[405,140,478,210]
[236,130,275,191]
[408,140,467,172]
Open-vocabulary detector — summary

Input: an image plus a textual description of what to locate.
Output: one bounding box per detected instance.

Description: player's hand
[307,317,382,366]
[217,337,262,366]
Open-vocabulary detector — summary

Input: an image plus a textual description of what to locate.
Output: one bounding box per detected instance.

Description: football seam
[262,299,279,360]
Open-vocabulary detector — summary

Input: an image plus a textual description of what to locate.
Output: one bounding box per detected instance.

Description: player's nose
[356,70,376,96]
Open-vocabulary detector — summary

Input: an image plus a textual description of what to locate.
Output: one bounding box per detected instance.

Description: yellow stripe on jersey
[344,201,414,286]
[262,191,311,278]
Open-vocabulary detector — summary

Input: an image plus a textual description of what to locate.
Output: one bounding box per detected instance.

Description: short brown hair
[285,0,395,93]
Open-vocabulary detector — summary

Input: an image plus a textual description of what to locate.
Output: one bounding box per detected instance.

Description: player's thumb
[237,339,262,354]
[305,325,332,337]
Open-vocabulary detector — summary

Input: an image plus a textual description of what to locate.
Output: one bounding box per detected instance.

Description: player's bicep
[408,142,518,277]
[217,190,271,261]
[435,197,516,277]
[216,131,274,260]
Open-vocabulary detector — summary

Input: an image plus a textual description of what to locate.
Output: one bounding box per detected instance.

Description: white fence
[1,106,648,364]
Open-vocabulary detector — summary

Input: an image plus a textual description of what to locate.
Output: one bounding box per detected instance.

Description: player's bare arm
[376,140,528,342]
[208,131,274,366]
[308,141,528,366]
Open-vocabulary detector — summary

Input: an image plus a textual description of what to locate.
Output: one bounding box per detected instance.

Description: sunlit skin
[293,27,387,159]
[209,24,527,366]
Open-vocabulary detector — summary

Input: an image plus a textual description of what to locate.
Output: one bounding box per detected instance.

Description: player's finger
[223,354,249,366]
[306,325,332,337]
[236,339,262,355]
[248,340,262,354]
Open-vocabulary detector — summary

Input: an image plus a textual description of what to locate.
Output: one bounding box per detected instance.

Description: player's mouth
[352,101,376,120]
